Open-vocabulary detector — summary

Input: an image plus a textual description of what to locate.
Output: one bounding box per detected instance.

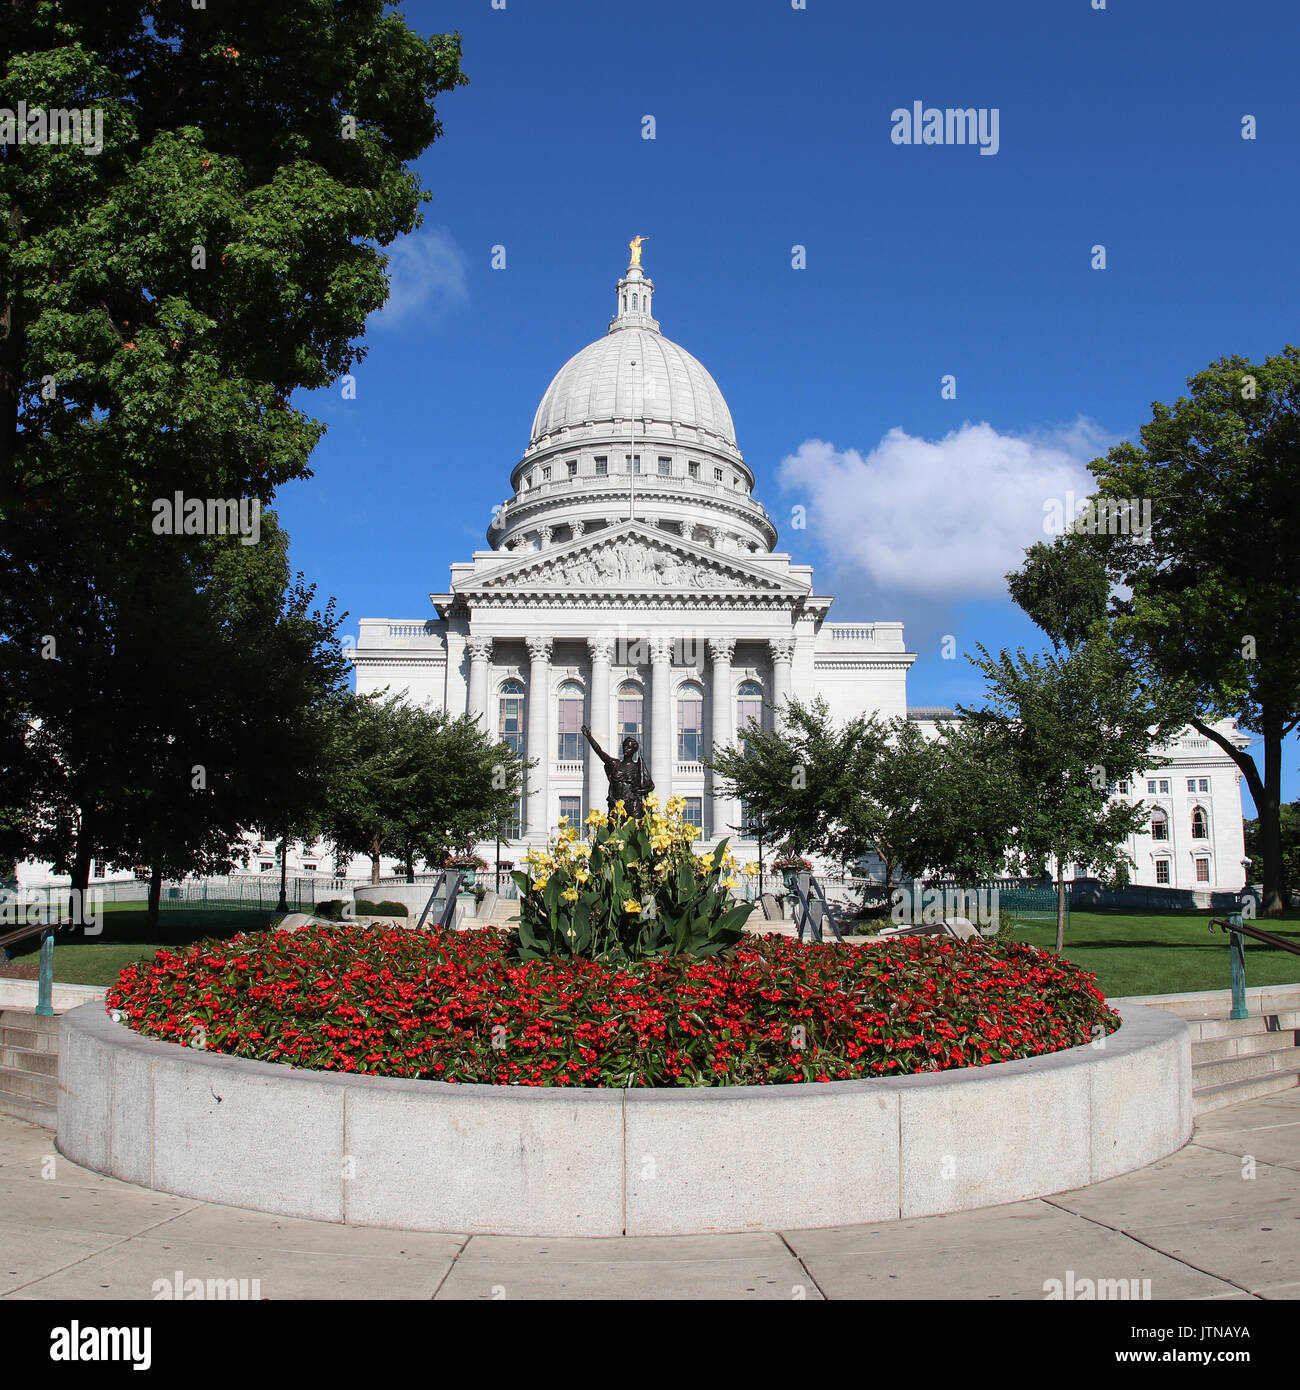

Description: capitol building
[347,245,1251,894]
[351,245,916,856]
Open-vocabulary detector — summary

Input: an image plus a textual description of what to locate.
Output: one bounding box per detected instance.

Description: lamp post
[276,829,289,914]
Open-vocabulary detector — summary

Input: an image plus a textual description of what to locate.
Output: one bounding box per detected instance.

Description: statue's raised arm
[581,724,614,769]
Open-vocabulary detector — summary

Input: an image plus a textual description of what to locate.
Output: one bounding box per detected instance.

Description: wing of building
[351,249,916,854]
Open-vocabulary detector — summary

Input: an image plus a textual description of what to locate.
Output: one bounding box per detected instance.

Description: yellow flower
[699,853,715,869]
[622,899,642,915]
[575,869,589,884]
[561,888,579,903]
[722,876,739,891]
[643,792,660,811]
[531,877,548,891]
[745,862,759,876]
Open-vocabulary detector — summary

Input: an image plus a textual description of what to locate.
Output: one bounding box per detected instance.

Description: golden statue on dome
[628,234,649,267]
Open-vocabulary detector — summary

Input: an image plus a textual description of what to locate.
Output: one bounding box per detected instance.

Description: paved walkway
[1,1092,1297,1300]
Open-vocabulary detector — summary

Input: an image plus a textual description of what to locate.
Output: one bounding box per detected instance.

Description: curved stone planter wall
[57,1002,1191,1237]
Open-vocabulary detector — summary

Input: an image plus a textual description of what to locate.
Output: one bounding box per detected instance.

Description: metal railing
[1208,912,1300,1020]
[0,921,55,1016]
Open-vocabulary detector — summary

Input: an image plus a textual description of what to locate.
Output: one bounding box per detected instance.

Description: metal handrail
[0,919,56,1017]
[1208,913,1300,1021]
[791,872,845,945]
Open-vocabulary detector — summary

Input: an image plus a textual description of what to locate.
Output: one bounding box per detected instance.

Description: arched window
[737,681,763,753]
[499,680,525,755]
[557,681,584,761]
[617,682,643,744]
[1149,808,1169,842]
[631,293,639,310]
[1191,806,1209,840]
[677,682,704,762]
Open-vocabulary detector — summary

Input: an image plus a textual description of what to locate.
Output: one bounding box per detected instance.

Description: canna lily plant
[510,795,756,962]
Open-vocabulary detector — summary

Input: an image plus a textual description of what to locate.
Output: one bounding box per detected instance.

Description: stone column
[649,635,674,806]
[586,634,614,818]
[708,638,736,842]
[525,636,552,839]
[466,636,492,728]
[770,638,795,732]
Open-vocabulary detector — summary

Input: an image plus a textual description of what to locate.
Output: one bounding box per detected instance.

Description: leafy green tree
[960,643,1169,950]
[709,699,1014,893]
[1015,348,1300,916]
[323,692,525,885]
[1245,801,1300,901]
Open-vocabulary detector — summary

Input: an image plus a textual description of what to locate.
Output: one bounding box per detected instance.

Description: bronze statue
[628,234,648,267]
[582,724,655,818]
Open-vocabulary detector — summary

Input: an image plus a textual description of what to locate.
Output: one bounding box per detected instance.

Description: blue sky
[274,0,1300,811]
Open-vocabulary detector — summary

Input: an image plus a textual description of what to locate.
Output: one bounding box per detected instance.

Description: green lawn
[6,902,1299,1000]
[2,900,283,989]
[1013,909,1300,998]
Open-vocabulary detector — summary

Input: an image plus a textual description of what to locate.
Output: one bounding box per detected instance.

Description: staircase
[1118,987,1300,1116]
[0,1008,58,1127]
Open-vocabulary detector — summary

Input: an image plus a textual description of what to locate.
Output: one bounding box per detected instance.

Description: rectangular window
[542,465,551,480]
[566,460,577,477]
[677,698,703,762]
[1159,779,1170,794]
[594,456,608,476]
[559,795,582,828]
[713,467,723,482]
[683,797,704,838]
[625,454,640,474]
[303,864,317,874]
[260,862,273,873]
[1117,781,1130,795]
[738,800,757,840]
[658,456,672,476]
[1187,779,1197,793]
[500,695,524,755]
[618,695,643,740]
[557,698,583,761]
[506,797,524,839]
[1195,858,1210,883]
[1155,860,1170,885]
[1199,778,1209,792]
[688,461,700,479]
[1074,862,1089,877]
[1147,780,1157,794]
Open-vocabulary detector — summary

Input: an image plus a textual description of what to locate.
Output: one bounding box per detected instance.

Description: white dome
[529,327,737,451]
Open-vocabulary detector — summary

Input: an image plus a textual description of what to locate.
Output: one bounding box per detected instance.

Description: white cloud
[373,228,469,328]
[778,418,1117,603]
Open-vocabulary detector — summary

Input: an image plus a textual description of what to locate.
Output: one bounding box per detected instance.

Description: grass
[1,900,283,989]
[5,902,1299,1000]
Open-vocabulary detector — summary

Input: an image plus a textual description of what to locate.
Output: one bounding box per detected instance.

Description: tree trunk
[1056,862,1067,953]
[369,834,381,885]
[67,814,94,938]
[1191,713,1288,918]
[146,863,163,943]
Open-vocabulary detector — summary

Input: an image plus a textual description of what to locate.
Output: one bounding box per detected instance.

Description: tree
[1016,348,1300,916]
[960,642,1169,950]
[322,693,525,885]
[708,698,1015,894]
[1245,801,1300,901]
[1,5,465,902]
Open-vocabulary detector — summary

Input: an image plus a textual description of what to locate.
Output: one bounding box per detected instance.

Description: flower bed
[105,924,1119,1087]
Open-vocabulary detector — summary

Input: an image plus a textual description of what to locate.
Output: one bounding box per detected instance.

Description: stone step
[1121,988,1300,1022]
[0,1065,56,1104]
[0,1007,59,1036]
[1187,1010,1300,1042]
[0,1044,58,1077]
[0,1086,56,1128]
[1193,1065,1300,1115]
[1192,1028,1300,1062]
[0,1023,60,1054]
[1193,1048,1300,1090]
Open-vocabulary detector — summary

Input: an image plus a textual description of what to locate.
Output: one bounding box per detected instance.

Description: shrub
[105,923,1121,1087]
[354,899,408,918]
[314,899,346,922]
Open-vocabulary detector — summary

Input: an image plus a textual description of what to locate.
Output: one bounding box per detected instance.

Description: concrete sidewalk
[1,1092,1297,1300]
